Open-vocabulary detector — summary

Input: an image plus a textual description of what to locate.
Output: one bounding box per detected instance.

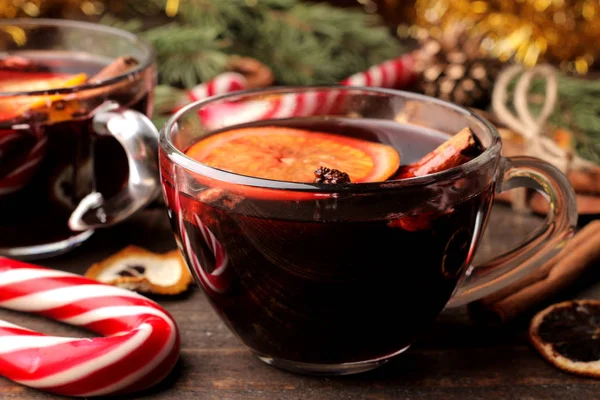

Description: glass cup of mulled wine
[159,86,577,375]
[0,19,160,259]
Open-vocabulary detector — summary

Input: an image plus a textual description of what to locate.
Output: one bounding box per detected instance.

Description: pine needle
[142,23,231,88]
[99,0,405,87]
[153,84,185,114]
[97,14,143,33]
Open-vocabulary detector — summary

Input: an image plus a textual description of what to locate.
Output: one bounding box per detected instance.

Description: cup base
[255,345,411,376]
[0,229,94,261]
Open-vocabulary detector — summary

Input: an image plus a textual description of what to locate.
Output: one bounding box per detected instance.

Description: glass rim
[160,85,503,192]
[0,18,155,97]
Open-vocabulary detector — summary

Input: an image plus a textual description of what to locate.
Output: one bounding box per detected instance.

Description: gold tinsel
[410,0,600,74]
[0,0,104,19]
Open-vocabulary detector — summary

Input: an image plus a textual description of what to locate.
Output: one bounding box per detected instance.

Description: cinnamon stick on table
[469,221,600,324]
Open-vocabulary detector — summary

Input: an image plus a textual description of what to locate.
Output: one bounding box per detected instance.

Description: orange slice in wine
[0,73,87,121]
[186,126,400,184]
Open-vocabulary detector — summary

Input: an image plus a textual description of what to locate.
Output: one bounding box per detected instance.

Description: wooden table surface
[1,203,599,400]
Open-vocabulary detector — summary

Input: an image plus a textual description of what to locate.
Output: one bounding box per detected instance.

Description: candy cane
[0,258,180,397]
[0,133,47,197]
[173,72,248,113]
[176,201,229,295]
[198,52,418,130]
[339,52,416,87]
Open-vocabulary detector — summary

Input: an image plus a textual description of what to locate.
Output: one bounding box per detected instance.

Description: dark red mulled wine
[161,117,494,365]
[0,53,153,250]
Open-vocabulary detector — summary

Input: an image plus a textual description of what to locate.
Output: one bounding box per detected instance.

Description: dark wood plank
[1,204,599,399]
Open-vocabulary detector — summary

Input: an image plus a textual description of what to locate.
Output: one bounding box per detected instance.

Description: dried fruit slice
[529,299,600,378]
[85,245,193,295]
[0,73,87,121]
[186,126,400,184]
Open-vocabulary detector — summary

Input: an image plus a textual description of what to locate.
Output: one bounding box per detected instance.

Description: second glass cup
[0,18,159,259]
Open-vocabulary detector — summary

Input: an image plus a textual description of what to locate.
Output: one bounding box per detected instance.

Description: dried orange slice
[86,245,193,295]
[186,126,400,184]
[0,73,87,121]
[530,300,600,378]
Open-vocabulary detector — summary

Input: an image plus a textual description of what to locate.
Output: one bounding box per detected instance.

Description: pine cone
[413,24,504,108]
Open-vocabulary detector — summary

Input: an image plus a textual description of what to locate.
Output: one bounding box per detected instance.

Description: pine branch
[286,3,403,83]
[239,2,403,84]
[97,14,144,33]
[142,23,231,88]
[111,0,167,18]
[153,85,184,115]
[537,77,600,165]
[100,0,406,87]
[151,113,173,131]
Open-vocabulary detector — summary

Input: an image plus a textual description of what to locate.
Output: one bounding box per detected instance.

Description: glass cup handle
[68,102,160,231]
[446,156,578,308]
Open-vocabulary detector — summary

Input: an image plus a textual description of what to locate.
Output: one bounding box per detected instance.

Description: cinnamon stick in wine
[89,56,139,83]
[394,127,484,179]
[389,127,484,231]
[73,56,140,103]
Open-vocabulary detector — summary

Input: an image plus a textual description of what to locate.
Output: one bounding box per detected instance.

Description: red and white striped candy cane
[173,72,248,113]
[0,258,180,397]
[198,52,418,130]
[339,52,417,87]
[0,132,47,197]
[175,194,229,295]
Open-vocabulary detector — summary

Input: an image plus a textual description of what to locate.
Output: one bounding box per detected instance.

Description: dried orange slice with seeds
[186,126,400,183]
[529,299,600,378]
[86,246,193,295]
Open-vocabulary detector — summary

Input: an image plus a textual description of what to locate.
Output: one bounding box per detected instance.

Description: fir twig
[142,23,231,88]
[100,0,406,87]
[153,85,185,114]
[97,14,143,33]
[237,2,404,84]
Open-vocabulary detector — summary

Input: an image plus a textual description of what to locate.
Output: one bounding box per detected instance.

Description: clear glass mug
[0,19,160,259]
[159,86,577,375]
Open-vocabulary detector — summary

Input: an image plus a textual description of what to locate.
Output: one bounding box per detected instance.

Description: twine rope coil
[492,64,596,211]
[492,63,596,174]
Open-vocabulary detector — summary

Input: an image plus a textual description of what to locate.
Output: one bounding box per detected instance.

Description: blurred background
[1,0,599,217]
